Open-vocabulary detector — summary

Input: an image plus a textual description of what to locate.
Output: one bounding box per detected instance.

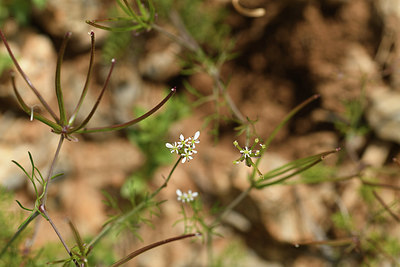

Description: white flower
[166,142,180,154]
[176,189,187,202]
[186,190,198,201]
[179,134,189,148]
[176,189,198,203]
[166,131,200,163]
[181,149,193,163]
[188,131,200,148]
[240,147,252,158]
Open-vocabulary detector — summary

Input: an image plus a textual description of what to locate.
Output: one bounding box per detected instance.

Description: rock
[33,0,108,50]
[139,43,181,82]
[366,88,400,144]
[361,140,391,167]
[1,32,56,107]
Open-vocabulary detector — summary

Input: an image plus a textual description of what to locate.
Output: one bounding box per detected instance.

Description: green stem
[42,135,65,206]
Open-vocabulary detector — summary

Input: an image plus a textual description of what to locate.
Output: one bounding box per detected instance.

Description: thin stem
[72,59,116,132]
[42,135,65,206]
[55,32,72,125]
[111,233,200,267]
[39,205,79,267]
[22,216,42,255]
[0,29,60,122]
[77,87,176,133]
[153,14,246,124]
[211,71,246,123]
[372,190,400,223]
[152,24,198,52]
[88,157,181,249]
[69,31,96,125]
[212,186,253,228]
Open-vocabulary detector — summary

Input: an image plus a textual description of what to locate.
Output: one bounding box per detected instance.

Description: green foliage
[331,211,354,232]
[0,188,25,264]
[359,183,376,205]
[102,31,132,62]
[155,0,230,53]
[212,239,246,267]
[86,0,156,32]
[0,0,46,26]
[299,164,337,184]
[0,52,12,75]
[334,87,369,139]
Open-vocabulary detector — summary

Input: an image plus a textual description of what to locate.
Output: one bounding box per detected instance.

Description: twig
[42,135,65,206]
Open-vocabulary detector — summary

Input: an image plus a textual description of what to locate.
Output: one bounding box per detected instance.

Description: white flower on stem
[176,189,187,202]
[166,131,200,163]
[181,149,193,163]
[188,131,200,148]
[179,134,189,148]
[186,190,198,201]
[240,147,252,158]
[176,189,198,203]
[166,142,180,154]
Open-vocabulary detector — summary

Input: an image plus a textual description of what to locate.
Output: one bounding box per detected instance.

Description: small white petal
[166,143,173,148]
[192,192,198,197]
[194,131,200,140]
[176,189,183,196]
[181,157,187,163]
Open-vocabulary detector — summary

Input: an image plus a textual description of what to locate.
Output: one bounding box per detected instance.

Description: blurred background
[1,0,400,266]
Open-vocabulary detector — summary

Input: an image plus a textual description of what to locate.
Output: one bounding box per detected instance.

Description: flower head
[166,131,200,163]
[176,189,198,203]
[233,139,265,167]
[166,142,180,154]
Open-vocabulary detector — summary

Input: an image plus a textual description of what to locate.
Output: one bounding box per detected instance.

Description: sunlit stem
[69,31,96,125]
[0,29,60,122]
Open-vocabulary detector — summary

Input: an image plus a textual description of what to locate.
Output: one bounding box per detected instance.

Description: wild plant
[3,0,396,266]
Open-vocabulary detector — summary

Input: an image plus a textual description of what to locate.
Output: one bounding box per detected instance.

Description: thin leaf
[11,73,62,131]
[76,87,176,133]
[69,31,96,125]
[85,19,143,32]
[116,0,134,16]
[264,94,320,149]
[111,233,200,267]
[67,219,86,255]
[137,0,149,19]
[11,160,30,181]
[255,148,340,188]
[51,173,64,181]
[0,30,59,122]
[121,0,136,17]
[15,200,33,212]
[55,32,72,125]
[72,59,116,132]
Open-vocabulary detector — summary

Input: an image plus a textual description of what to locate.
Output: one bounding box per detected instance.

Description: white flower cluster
[166,131,200,163]
[176,189,198,203]
[233,139,266,166]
